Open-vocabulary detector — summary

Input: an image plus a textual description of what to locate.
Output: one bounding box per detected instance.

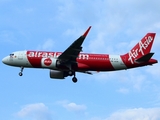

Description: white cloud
[90,69,147,92]
[1,1,160,120]
[80,0,160,54]
[64,102,87,112]
[37,38,55,51]
[16,103,53,120]
[88,32,111,53]
[119,70,146,91]
[57,100,87,113]
[105,108,160,120]
[55,0,79,26]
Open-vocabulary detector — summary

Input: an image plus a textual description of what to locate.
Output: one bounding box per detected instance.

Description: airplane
[2,26,158,83]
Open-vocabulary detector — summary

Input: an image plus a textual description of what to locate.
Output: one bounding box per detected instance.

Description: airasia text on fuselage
[27,51,89,60]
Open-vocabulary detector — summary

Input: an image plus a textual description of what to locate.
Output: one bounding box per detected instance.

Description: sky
[0,0,160,120]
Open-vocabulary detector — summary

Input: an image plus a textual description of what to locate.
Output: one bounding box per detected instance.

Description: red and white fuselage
[2,50,157,71]
[2,26,158,82]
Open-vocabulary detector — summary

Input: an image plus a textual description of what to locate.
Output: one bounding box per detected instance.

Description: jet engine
[41,58,58,69]
[50,70,68,79]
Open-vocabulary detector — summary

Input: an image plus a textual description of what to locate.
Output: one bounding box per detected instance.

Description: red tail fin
[127,33,156,64]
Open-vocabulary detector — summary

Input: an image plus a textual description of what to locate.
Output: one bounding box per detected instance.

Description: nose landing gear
[19,67,24,76]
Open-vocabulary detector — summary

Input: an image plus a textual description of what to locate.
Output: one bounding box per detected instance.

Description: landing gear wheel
[72,77,77,83]
[19,72,23,76]
[19,67,24,76]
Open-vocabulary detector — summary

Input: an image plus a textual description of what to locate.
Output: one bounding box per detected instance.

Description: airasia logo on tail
[44,58,52,66]
[128,36,153,64]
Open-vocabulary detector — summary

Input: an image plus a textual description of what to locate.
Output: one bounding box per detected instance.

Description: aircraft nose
[2,56,9,65]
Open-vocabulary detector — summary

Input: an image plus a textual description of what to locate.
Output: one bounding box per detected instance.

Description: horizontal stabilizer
[135,53,154,63]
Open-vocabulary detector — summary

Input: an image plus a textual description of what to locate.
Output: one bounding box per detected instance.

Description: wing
[57,26,91,69]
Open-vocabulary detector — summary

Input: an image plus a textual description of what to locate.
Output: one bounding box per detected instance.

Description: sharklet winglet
[83,26,91,37]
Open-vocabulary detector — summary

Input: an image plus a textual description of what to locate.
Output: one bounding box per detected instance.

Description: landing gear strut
[71,71,78,83]
[65,64,78,83]
[19,67,24,76]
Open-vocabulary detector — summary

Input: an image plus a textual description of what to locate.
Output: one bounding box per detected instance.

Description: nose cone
[2,56,9,65]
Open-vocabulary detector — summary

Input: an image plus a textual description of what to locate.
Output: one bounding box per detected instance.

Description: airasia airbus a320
[2,26,158,83]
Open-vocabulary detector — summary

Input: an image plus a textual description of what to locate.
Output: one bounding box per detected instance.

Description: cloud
[90,69,147,92]
[57,100,87,113]
[16,103,53,120]
[81,0,160,54]
[117,88,129,94]
[1,1,160,120]
[64,102,87,112]
[37,38,55,51]
[105,108,160,120]
[146,63,160,78]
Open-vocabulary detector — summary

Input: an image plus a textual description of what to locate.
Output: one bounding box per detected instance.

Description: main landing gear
[68,70,78,83]
[18,66,78,83]
[19,67,24,76]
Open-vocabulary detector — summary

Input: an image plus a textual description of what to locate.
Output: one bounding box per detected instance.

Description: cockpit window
[10,54,14,57]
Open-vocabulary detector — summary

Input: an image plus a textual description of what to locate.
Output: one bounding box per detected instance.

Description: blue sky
[0,0,160,120]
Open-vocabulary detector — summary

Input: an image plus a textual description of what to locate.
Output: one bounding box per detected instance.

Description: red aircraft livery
[2,26,158,83]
